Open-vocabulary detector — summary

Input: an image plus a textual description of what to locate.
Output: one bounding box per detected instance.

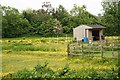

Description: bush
[2,63,119,79]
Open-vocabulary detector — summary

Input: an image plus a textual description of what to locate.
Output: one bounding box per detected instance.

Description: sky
[0,0,103,16]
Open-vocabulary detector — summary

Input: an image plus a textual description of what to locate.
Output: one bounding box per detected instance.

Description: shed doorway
[92,30,99,41]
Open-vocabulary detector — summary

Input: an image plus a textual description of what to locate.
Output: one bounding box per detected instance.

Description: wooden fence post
[112,45,114,58]
[81,44,84,58]
[91,46,94,58]
[101,45,103,58]
[88,45,91,57]
[67,44,70,56]
[73,44,76,53]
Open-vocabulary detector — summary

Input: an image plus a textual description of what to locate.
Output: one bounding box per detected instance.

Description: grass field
[1,36,119,78]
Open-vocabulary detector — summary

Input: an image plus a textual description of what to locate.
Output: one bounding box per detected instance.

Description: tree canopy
[2,6,31,37]
[1,1,120,38]
[100,1,120,36]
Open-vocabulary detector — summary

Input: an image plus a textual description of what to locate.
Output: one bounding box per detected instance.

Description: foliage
[70,5,98,25]
[39,18,62,36]
[1,2,101,38]
[1,1,120,37]
[2,5,31,38]
[100,1,120,36]
[2,36,119,79]
[22,8,53,35]
[2,62,119,79]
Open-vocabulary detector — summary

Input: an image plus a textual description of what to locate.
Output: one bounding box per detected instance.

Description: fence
[67,40,120,58]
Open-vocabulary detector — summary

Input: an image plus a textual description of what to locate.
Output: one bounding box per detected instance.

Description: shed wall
[73,25,89,40]
[73,25,104,41]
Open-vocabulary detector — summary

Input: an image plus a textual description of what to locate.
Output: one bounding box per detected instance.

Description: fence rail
[67,40,120,58]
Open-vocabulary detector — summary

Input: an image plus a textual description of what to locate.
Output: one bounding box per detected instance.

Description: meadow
[1,36,119,79]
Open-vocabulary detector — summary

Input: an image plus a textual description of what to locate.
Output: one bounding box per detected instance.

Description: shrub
[2,63,119,79]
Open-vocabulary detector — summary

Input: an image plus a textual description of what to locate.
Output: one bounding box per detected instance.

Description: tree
[101,1,120,36]
[38,18,62,36]
[53,5,77,34]
[1,2,103,37]
[70,5,98,25]
[42,1,54,15]
[22,2,55,35]
[53,5,69,21]
[2,5,31,37]
[22,9,53,34]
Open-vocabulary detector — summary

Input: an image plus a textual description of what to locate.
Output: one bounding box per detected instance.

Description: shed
[73,25,105,41]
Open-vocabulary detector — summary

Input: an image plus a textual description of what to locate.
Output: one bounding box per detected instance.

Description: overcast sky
[0,0,103,16]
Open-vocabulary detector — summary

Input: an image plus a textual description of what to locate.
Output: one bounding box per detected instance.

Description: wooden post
[73,44,76,53]
[78,43,81,54]
[100,39,103,58]
[112,44,114,58]
[81,44,84,58]
[67,44,70,56]
[101,45,103,58]
[88,45,90,57]
[91,46,94,58]
[89,45,91,57]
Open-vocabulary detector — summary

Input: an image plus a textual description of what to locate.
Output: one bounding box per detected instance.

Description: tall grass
[13,44,60,51]
[3,43,61,51]
[2,37,71,52]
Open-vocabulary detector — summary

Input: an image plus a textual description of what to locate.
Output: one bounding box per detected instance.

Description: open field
[1,36,119,79]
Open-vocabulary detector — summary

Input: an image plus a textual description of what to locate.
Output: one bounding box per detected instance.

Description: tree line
[1,1,120,38]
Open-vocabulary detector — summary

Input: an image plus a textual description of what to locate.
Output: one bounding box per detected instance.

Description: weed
[2,36,119,79]
[3,63,119,79]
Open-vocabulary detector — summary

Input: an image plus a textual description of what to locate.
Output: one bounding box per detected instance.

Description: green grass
[1,36,119,78]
